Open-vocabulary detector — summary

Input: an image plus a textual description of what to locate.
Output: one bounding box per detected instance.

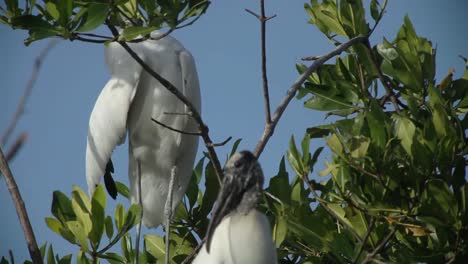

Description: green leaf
[124,203,142,231]
[144,235,165,259]
[367,99,388,152]
[186,157,204,209]
[392,114,416,157]
[45,217,63,235]
[58,254,72,264]
[99,252,126,263]
[229,138,243,157]
[47,244,56,264]
[115,203,125,231]
[326,133,343,156]
[287,135,304,176]
[119,26,157,41]
[349,136,370,159]
[370,0,379,21]
[45,2,60,20]
[115,181,129,199]
[72,185,91,214]
[77,3,109,32]
[200,162,220,216]
[51,191,75,223]
[105,216,114,240]
[273,216,288,247]
[66,221,89,251]
[90,185,106,247]
[267,157,290,206]
[71,198,92,236]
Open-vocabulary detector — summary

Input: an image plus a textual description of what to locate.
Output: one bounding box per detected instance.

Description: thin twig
[181,237,206,264]
[5,133,28,162]
[254,35,368,157]
[106,24,224,184]
[305,176,363,243]
[353,217,376,263]
[151,118,201,136]
[246,0,276,124]
[362,228,396,264]
[362,39,400,113]
[0,147,43,264]
[210,136,232,147]
[1,40,58,146]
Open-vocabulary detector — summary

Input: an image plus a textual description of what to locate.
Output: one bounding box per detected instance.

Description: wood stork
[85,31,201,230]
[193,151,278,264]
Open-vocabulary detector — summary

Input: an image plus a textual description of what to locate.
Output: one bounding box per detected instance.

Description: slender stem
[305,175,363,243]
[362,228,396,264]
[0,147,43,264]
[363,40,400,113]
[5,133,28,162]
[151,118,201,136]
[181,237,206,264]
[254,35,368,157]
[353,217,376,263]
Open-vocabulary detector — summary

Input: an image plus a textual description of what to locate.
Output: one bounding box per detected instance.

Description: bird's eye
[234,160,242,168]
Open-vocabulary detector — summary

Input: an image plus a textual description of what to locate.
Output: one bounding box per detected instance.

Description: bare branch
[246,0,276,125]
[1,39,58,146]
[151,118,201,136]
[181,237,206,264]
[0,147,43,264]
[210,136,232,147]
[106,24,224,184]
[254,35,368,157]
[353,217,376,263]
[362,228,396,264]
[5,133,28,162]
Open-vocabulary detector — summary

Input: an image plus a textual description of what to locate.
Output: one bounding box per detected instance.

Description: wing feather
[86,43,143,194]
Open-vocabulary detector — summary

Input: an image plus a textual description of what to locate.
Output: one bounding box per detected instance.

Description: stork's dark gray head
[224,151,264,193]
[205,150,265,253]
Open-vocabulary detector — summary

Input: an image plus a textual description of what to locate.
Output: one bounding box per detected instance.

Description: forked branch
[254,35,368,157]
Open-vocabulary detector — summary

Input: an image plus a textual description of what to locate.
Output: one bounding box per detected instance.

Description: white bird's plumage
[193,210,278,264]
[86,31,201,228]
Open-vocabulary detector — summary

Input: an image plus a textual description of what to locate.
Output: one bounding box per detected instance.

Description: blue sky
[1,0,467,262]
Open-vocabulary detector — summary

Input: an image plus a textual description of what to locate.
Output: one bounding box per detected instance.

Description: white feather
[193,210,278,264]
[86,32,201,228]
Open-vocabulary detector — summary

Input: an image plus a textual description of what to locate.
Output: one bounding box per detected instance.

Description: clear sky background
[1,0,467,262]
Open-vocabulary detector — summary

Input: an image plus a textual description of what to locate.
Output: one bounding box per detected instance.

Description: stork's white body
[86,31,201,228]
[193,210,278,264]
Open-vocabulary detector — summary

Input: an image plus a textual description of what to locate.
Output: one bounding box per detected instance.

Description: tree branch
[0,147,43,264]
[353,217,376,263]
[1,39,58,146]
[362,228,396,264]
[245,0,276,125]
[253,35,368,157]
[106,25,224,184]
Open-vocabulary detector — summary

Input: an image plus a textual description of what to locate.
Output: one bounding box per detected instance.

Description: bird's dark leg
[164,165,177,264]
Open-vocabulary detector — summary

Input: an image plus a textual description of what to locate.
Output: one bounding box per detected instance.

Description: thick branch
[254,35,368,157]
[1,40,58,146]
[0,147,43,264]
[106,25,224,184]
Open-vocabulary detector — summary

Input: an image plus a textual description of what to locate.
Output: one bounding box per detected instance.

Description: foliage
[0,0,209,45]
[1,0,467,263]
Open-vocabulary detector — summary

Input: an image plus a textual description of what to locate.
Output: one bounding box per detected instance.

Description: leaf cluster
[0,0,210,45]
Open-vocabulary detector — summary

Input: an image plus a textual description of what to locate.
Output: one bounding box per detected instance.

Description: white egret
[85,31,201,231]
[193,151,278,264]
